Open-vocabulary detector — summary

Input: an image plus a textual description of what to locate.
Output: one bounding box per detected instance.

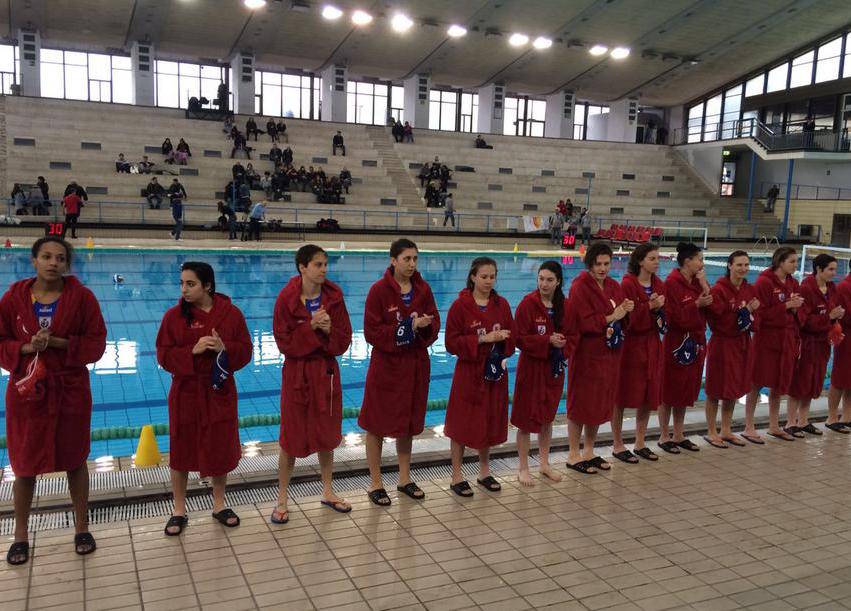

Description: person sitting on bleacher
[231,131,251,159]
[296,166,309,192]
[403,121,414,143]
[229,125,240,141]
[328,176,343,204]
[138,155,155,174]
[245,163,261,189]
[261,171,273,200]
[175,139,191,165]
[276,120,288,143]
[115,153,131,173]
[162,138,174,162]
[340,167,352,194]
[418,163,430,187]
[223,113,234,136]
[475,134,493,149]
[145,177,166,209]
[282,146,293,166]
[246,117,262,141]
[232,161,246,185]
[269,143,283,165]
[266,119,279,143]
[332,131,346,156]
[271,168,287,201]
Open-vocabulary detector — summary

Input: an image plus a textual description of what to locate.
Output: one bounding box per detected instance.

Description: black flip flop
[212,508,241,527]
[658,441,681,454]
[164,514,188,536]
[367,488,392,506]
[74,532,97,556]
[768,431,795,442]
[396,482,425,500]
[741,433,765,445]
[566,460,597,474]
[450,480,474,497]
[825,422,850,434]
[634,447,659,461]
[783,426,805,439]
[798,423,822,436]
[588,456,611,470]
[476,475,502,491]
[6,541,29,566]
[677,439,700,452]
[702,435,728,449]
[612,450,639,464]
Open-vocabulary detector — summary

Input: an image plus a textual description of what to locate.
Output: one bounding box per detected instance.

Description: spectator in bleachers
[245,163,260,189]
[261,171,273,200]
[276,120,288,143]
[282,146,293,166]
[269,143,283,165]
[138,155,155,174]
[231,131,251,159]
[246,117,262,141]
[223,113,234,135]
[175,139,191,165]
[266,119,279,143]
[168,178,187,240]
[11,183,27,214]
[475,134,493,149]
[270,168,287,200]
[62,188,83,239]
[556,199,567,216]
[332,131,346,156]
[424,179,440,208]
[418,163,430,187]
[581,207,592,245]
[391,118,403,143]
[36,176,50,212]
[64,181,88,202]
[443,193,456,227]
[248,200,266,241]
[328,176,343,204]
[217,200,237,240]
[232,161,246,185]
[439,164,451,191]
[115,153,131,173]
[145,177,166,209]
[297,166,310,192]
[236,181,252,214]
[403,121,414,143]
[765,184,779,213]
[340,167,352,194]
[217,82,229,112]
[549,207,564,246]
[229,125,239,141]
[161,138,174,160]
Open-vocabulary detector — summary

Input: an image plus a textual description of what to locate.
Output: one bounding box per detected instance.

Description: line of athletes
[2,236,851,566]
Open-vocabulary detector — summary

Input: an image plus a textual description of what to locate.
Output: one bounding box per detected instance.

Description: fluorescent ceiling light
[243,0,266,8]
[447,24,467,38]
[391,13,414,32]
[321,5,343,20]
[509,33,529,47]
[533,36,552,50]
[351,9,373,25]
[610,46,630,59]
[589,44,608,56]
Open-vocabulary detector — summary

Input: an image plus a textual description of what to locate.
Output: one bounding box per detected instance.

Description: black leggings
[63,214,79,238]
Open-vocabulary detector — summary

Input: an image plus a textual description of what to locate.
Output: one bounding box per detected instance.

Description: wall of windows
[429,90,458,131]
[0,44,20,94]
[254,71,320,119]
[40,49,132,103]
[347,80,390,125]
[503,96,545,137]
[390,86,404,123]
[155,60,227,109]
[460,93,478,132]
[573,103,610,140]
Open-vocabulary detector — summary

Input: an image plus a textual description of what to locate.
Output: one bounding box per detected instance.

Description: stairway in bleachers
[365,125,421,208]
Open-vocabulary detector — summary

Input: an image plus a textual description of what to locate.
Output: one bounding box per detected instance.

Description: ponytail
[538,261,565,326]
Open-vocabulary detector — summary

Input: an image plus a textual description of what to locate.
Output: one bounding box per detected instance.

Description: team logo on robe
[493,323,502,331]
[38,316,51,329]
[387,305,398,313]
[477,327,486,337]
[778,293,785,301]
[537,325,547,335]
[190,320,203,329]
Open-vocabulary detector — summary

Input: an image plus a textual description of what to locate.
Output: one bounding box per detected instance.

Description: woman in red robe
[156,262,253,536]
[0,237,106,565]
[272,245,353,522]
[566,243,633,474]
[659,242,712,454]
[511,261,572,486]
[359,238,440,506]
[827,272,851,431]
[744,247,804,442]
[614,243,665,463]
[788,254,844,435]
[704,251,760,448]
[445,257,514,496]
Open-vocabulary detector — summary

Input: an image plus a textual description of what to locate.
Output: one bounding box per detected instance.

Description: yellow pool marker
[513,243,519,252]
[134,425,162,467]
[86,237,94,248]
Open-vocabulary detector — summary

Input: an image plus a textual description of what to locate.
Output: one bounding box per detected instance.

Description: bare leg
[767,389,785,434]
[478,446,491,479]
[538,424,562,482]
[319,450,349,509]
[705,398,720,440]
[786,397,799,429]
[274,451,295,521]
[611,406,626,453]
[566,419,584,465]
[841,390,851,422]
[744,386,761,438]
[635,408,651,450]
[720,400,736,438]
[658,404,671,442]
[12,476,36,545]
[827,386,843,424]
[798,399,811,428]
[671,407,687,442]
[397,436,413,486]
[450,440,466,485]
[210,474,236,516]
[516,430,534,486]
[581,424,604,466]
[170,469,189,517]
[365,432,384,492]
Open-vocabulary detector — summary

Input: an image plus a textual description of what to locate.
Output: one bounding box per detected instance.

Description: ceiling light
[351,9,373,25]
[321,5,342,20]
[509,33,529,47]
[589,44,608,56]
[243,0,266,8]
[447,24,467,38]
[610,46,630,59]
[533,36,552,50]
[391,13,414,32]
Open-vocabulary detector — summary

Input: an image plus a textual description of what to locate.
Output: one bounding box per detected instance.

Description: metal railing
[591,215,783,242]
[757,181,851,201]
[673,118,851,153]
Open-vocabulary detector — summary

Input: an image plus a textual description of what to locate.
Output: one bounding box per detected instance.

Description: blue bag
[549,346,567,378]
[484,345,506,382]
[395,316,415,347]
[605,320,624,349]
[654,308,668,335]
[672,334,699,365]
[736,307,754,332]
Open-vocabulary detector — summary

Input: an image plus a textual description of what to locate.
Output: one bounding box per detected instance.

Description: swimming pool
[0,249,767,463]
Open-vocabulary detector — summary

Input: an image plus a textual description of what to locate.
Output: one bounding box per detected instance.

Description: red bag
[15,353,46,397]
[829,322,845,347]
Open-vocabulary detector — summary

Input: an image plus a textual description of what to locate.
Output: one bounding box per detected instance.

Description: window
[789,50,814,88]
[0,44,20,94]
[845,33,851,78]
[155,60,227,109]
[429,90,457,131]
[703,94,722,141]
[687,102,704,143]
[503,96,519,135]
[815,37,842,83]
[390,85,404,123]
[504,96,546,137]
[765,62,789,93]
[573,102,587,139]
[346,80,388,125]
[460,92,478,132]
[721,84,742,139]
[255,70,317,119]
[40,48,132,103]
[745,73,764,97]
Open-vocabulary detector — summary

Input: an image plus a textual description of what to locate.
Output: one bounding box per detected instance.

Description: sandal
[721,435,746,447]
[164,515,188,536]
[741,433,765,445]
[270,505,289,524]
[476,475,502,491]
[703,435,728,449]
[634,447,659,461]
[768,431,795,441]
[588,456,611,470]
[212,508,240,528]
[612,450,639,464]
[799,423,822,436]
[396,482,425,500]
[450,480,474,497]
[783,426,805,439]
[566,460,597,475]
[677,439,700,452]
[825,422,850,434]
[6,541,29,566]
[367,488,392,506]
[74,532,97,556]
[658,440,681,454]
[320,498,352,513]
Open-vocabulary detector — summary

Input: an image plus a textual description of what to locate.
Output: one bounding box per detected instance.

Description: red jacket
[273,276,352,457]
[831,274,851,389]
[705,276,758,400]
[617,273,664,410]
[790,274,834,399]
[156,294,253,476]
[0,276,106,476]
[661,268,707,408]
[358,268,440,438]
[63,193,82,215]
[511,290,573,432]
[444,289,515,449]
[752,268,802,393]
[566,271,625,425]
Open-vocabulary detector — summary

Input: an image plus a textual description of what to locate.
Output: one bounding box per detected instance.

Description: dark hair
[813,253,837,273]
[770,246,796,270]
[725,250,749,277]
[675,242,701,266]
[390,238,418,259]
[31,236,74,266]
[627,243,659,275]
[295,244,327,272]
[538,261,565,326]
[584,242,613,269]
[466,256,498,292]
[179,262,215,326]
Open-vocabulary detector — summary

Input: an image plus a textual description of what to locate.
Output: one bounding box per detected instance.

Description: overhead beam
[9,0,46,33]
[123,0,172,48]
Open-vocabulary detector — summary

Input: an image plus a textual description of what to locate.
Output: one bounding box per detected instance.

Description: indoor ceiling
[1,0,848,106]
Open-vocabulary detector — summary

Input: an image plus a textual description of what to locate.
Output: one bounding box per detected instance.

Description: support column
[544,90,575,139]
[746,151,757,221]
[476,83,505,135]
[606,97,639,143]
[230,52,255,115]
[402,74,429,128]
[781,159,794,241]
[665,105,684,145]
[131,41,155,106]
[320,64,347,123]
[17,30,40,97]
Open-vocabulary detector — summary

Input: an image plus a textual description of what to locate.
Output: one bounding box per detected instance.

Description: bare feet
[539,465,563,482]
[518,469,535,487]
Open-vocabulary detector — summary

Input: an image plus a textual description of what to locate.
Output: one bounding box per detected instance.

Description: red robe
[789,274,834,400]
[566,272,625,425]
[617,273,665,410]
[358,268,440,438]
[510,291,573,433]
[752,269,802,394]
[273,276,352,457]
[444,289,515,449]
[0,276,106,477]
[831,274,851,389]
[156,294,252,477]
[661,268,707,408]
[705,277,758,401]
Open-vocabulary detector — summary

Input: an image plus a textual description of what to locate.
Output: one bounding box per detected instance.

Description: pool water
[0,249,770,463]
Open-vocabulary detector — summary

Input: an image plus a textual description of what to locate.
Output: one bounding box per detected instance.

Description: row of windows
[254,70,320,120]
[429,90,479,133]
